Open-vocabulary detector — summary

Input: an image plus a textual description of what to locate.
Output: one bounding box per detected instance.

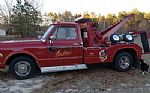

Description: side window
[53,26,77,40]
[53,30,57,39]
[57,27,67,39]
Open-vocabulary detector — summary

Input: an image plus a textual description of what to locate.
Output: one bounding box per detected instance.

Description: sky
[42,0,150,16]
[0,0,150,16]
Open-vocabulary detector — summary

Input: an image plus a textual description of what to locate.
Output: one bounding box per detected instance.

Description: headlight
[123,34,134,42]
[110,34,120,43]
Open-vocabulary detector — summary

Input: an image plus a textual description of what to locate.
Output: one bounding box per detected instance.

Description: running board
[41,64,87,73]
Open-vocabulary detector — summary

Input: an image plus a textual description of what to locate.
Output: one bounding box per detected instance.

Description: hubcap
[119,56,130,69]
[14,61,31,76]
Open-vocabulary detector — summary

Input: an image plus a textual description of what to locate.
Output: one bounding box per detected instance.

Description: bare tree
[25,0,43,11]
[0,0,13,17]
[0,0,14,33]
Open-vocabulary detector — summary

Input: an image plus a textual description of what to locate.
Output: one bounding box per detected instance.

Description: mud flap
[140,32,150,53]
[133,59,141,69]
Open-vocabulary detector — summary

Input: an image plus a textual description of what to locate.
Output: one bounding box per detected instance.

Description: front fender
[4,50,38,65]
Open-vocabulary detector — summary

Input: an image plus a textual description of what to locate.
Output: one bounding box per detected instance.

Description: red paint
[0,14,144,69]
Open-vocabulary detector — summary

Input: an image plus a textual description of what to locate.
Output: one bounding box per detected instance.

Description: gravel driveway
[33,58,150,93]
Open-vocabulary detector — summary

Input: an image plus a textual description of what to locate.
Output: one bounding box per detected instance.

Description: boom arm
[100,14,135,43]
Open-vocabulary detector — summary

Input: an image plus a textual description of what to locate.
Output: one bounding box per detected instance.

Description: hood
[0,39,43,49]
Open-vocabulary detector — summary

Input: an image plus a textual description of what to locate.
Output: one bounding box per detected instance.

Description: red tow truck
[0,14,149,79]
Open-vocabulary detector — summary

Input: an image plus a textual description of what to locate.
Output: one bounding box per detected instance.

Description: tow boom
[100,14,135,43]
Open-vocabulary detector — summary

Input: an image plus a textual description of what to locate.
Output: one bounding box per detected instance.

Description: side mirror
[50,36,55,40]
[49,36,55,46]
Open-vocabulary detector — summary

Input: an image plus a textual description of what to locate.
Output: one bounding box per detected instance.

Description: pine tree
[11,0,41,37]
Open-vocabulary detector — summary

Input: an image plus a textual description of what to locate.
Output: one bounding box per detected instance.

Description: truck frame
[0,14,149,79]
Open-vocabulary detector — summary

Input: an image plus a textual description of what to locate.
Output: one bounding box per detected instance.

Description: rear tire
[113,52,133,72]
[9,56,36,79]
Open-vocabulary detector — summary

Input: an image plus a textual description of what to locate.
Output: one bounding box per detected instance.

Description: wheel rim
[119,56,130,69]
[14,61,31,77]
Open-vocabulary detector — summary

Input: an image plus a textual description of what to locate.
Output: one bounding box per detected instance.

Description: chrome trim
[14,61,31,77]
[2,40,41,43]
[0,53,3,57]
[50,46,83,48]
[41,64,87,73]
[119,56,130,69]
[91,47,103,48]
[41,38,46,43]
[80,42,83,45]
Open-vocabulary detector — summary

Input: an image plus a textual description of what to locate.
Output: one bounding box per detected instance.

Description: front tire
[9,56,36,79]
[113,52,133,72]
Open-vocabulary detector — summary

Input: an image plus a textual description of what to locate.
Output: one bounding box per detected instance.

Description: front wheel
[9,56,36,79]
[113,52,133,72]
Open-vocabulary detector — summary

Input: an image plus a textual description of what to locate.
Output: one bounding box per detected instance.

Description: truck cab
[41,22,84,66]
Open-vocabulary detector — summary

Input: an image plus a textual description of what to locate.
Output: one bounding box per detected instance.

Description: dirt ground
[32,55,150,93]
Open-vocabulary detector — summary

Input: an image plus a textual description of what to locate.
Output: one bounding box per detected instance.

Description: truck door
[47,25,83,66]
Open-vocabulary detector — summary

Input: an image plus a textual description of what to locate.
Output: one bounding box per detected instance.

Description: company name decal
[55,50,72,57]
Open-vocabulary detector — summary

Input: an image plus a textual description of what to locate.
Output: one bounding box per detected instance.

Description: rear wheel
[113,52,133,71]
[9,56,36,79]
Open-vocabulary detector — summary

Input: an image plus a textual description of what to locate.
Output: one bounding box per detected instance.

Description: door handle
[72,43,79,46]
[49,46,57,51]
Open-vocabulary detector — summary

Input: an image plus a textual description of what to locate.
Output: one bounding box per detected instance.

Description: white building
[0,28,6,36]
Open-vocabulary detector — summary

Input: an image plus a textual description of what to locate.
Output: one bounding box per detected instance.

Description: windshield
[41,25,55,39]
